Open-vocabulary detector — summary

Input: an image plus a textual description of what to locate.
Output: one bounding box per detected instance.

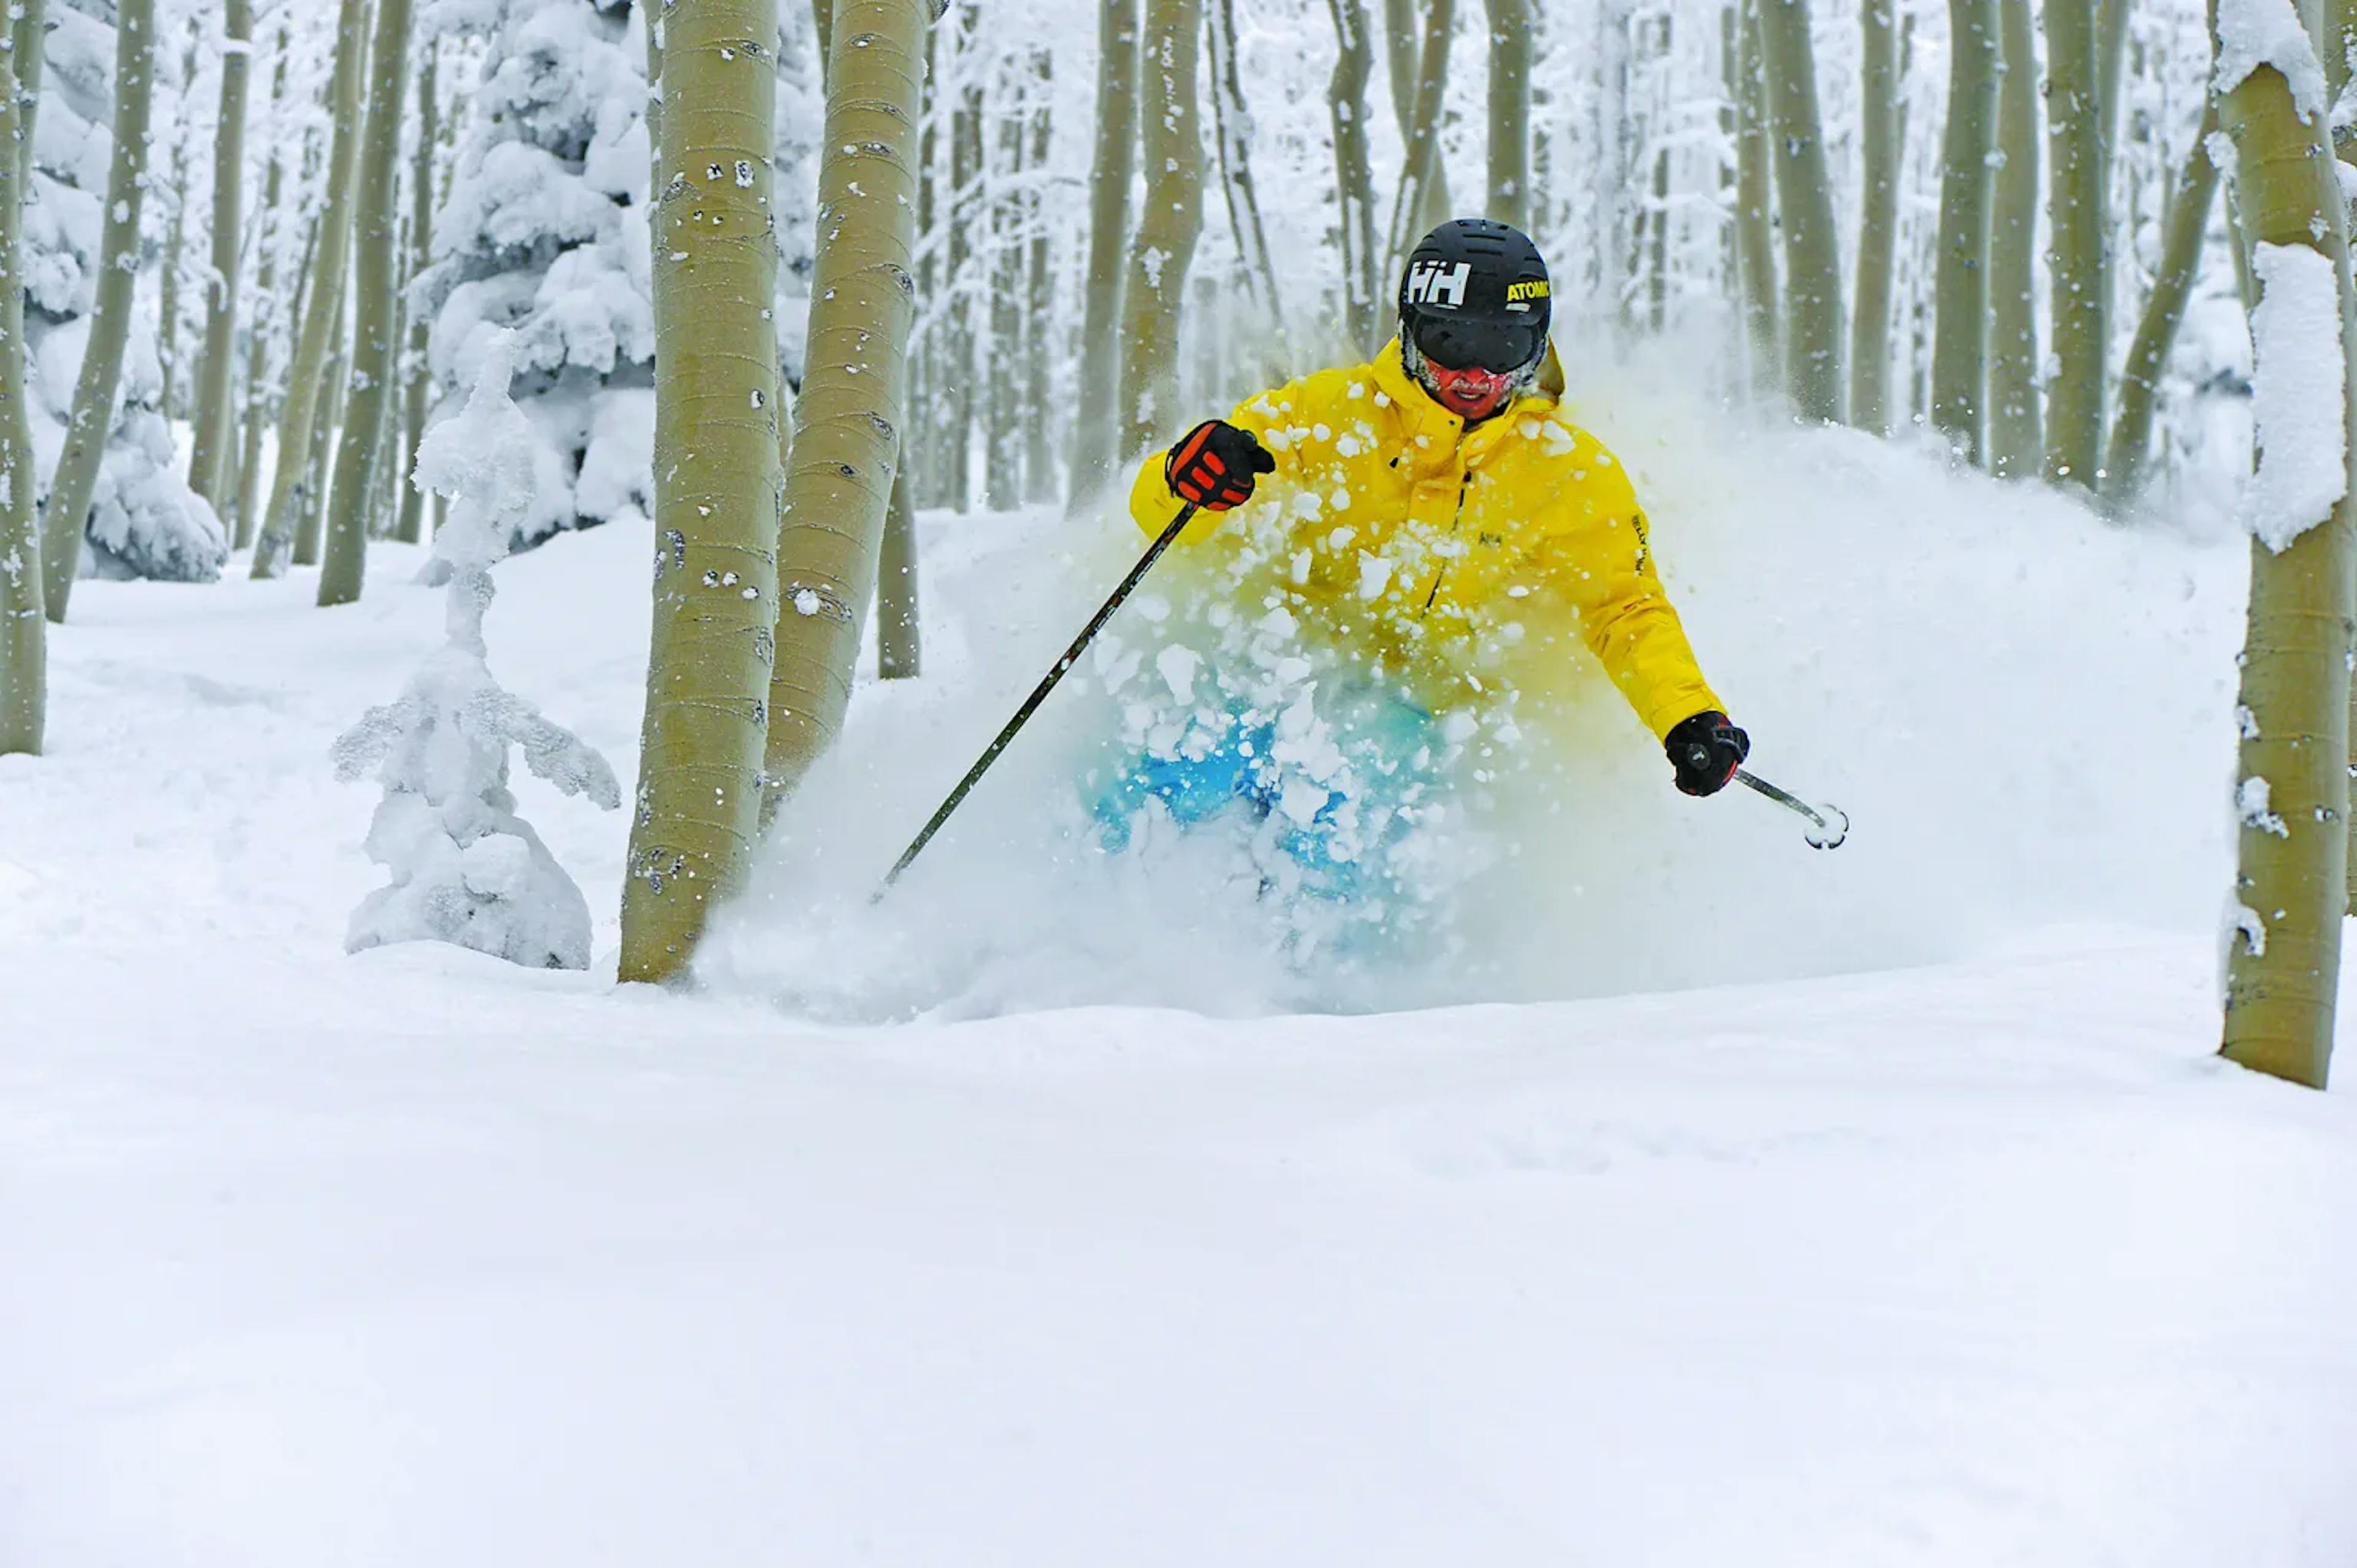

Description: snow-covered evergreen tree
[410,0,816,550]
[25,2,224,581]
[411,0,656,549]
[331,333,621,970]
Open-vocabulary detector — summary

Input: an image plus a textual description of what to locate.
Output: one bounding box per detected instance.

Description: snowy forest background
[0,0,2261,583]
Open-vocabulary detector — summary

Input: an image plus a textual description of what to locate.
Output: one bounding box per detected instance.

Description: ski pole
[878,502,1202,892]
[1733,767,1849,849]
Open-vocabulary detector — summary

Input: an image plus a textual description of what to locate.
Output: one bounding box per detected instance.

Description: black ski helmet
[1396,218,1551,379]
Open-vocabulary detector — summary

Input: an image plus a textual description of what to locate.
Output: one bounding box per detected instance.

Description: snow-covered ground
[6,407,2356,1564]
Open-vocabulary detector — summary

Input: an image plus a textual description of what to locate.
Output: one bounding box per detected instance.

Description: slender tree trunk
[761,0,926,799]
[1385,0,1455,275]
[1648,42,1670,336]
[39,0,157,621]
[1023,47,1055,504]
[296,284,350,567]
[1756,0,1844,422]
[1323,0,1380,349]
[1851,0,1900,432]
[876,463,919,678]
[908,24,934,503]
[234,36,291,553]
[188,0,253,511]
[945,78,977,512]
[2102,104,2219,506]
[1484,0,1531,230]
[620,0,788,984]
[2094,0,2129,164]
[396,42,437,544]
[2043,0,2105,487]
[2218,55,2357,1091]
[366,279,405,542]
[155,26,196,423]
[1931,0,2000,460]
[234,40,292,553]
[1384,0,1452,234]
[985,66,1022,513]
[1065,0,1136,512]
[1734,0,1781,395]
[9,0,42,196]
[1120,0,1204,453]
[1987,0,2041,475]
[318,0,410,606]
[251,0,368,580]
[1205,0,1285,360]
[0,49,41,757]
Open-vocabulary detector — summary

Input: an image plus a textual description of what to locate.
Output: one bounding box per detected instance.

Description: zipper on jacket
[1420,469,1474,617]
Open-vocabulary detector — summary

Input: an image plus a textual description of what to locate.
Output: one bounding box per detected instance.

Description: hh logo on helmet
[1404,260,1471,308]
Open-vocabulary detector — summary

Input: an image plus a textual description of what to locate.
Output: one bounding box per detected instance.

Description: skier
[1096,218,1749,933]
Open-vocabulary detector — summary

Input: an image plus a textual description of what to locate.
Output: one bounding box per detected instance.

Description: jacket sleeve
[1123,382,1298,543]
[1533,446,1725,741]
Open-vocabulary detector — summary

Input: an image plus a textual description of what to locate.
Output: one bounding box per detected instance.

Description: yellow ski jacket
[1127,338,1724,740]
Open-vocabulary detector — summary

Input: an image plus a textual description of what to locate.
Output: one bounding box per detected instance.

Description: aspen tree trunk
[1385,0,1455,274]
[761,0,926,798]
[1323,0,1381,349]
[367,285,405,540]
[1756,0,1844,422]
[0,52,41,757]
[1023,48,1055,503]
[1930,0,2000,460]
[1065,0,1136,511]
[155,27,195,422]
[811,0,834,77]
[876,465,919,678]
[620,0,788,984]
[1484,0,1531,230]
[318,0,411,606]
[1384,0,1452,234]
[251,0,367,580]
[1734,0,1781,395]
[2095,0,2129,162]
[396,43,437,544]
[296,285,350,566]
[8,0,40,196]
[38,0,156,622]
[908,25,934,502]
[2042,0,2104,487]
[984,74,1022,513]
[1986,0,2041,476]
[2324,0,2357,917]
[187,0,251,507]
[1206,0,1285,357]
[2102,105,2218,504]
[1647,15,1670,338]
[2219,59,2357,1091]
[1851,0,1899,432]
[945,79,977,511]
[233,28,291,551]
[1120,0,1203,452]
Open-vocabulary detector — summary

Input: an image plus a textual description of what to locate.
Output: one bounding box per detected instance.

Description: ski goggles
[1410,312,1544,376]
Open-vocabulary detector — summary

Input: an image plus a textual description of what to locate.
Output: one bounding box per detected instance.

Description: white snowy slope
[4,406,2356,1566]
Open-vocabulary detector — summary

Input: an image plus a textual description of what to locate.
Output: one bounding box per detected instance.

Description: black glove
[1666,710,1749,797]
[1165,419,1275,511]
